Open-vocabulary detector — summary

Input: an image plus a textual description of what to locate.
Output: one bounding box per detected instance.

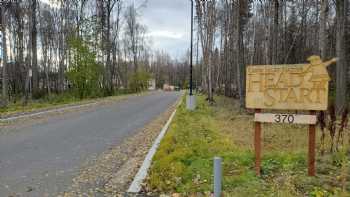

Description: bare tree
[195,0,217,103]
[31,0,38,96]
[236,0,252,107]
[335,0,348,114]
[73,0,88,37]
[1,5,8,106]
[40,8,55,95]
[272,0,279,64]
[103,0,117,93]
[124,3,143,73]
[319,0,328,59]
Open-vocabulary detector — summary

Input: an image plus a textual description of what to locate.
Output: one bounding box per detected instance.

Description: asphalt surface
[0,91,181,196]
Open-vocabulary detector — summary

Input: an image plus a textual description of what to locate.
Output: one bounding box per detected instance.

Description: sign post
[246,55,337,176]
[254,109,261,176]
[308,110,316,176]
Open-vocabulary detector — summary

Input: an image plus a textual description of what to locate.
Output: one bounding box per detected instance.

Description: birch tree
[195,0,217,103]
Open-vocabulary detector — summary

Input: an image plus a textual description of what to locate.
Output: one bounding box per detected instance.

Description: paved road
[0,91,181,196]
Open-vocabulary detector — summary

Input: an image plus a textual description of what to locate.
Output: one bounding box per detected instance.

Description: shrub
[66,36,103,99]
[128,70,151,93]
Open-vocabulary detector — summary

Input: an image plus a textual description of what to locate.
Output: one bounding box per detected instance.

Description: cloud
[147,31,184,39]
[40,0,60,8]
[137,0,192,59]
[41,0,192,59]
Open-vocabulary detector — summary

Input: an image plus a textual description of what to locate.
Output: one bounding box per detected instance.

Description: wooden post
[254,109,262,176]
[308,110,316,176]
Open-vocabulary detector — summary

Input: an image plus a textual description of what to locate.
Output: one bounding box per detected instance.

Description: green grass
[0,90,139,116]
[147,94,350,196]
[0,93,77,115]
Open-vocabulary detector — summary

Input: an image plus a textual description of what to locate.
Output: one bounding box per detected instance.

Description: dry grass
[215,96,350,153]
[147,94,350,196]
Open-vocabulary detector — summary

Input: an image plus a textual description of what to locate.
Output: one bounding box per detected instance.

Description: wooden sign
[254,113,316,125]
[248,56,337,178]
[246,56,337,110]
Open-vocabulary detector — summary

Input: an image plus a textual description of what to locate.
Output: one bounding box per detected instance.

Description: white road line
[127,94,183,193]
[0,102,98,122]
[127,109,177,193]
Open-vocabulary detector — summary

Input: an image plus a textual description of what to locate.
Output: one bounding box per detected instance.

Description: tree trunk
[319,0,328,59]
[1,7,8,106]
[31,0,38,96]
[207,1,216,103]
[207,53,213,102]
[229,0,237,95]
[195,0,216,102]
[105,0,114,93]
[43,44,50,96]
[272,0,279,64]
[15,1,24,94]
[268,0,279,64]
[335,0,348,114]
[237,0,246,108]
[47,45,51,96]
[58,2,66,92]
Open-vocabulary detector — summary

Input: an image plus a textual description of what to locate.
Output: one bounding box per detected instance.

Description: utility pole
[186,0,196,110]
[189,0,193,96]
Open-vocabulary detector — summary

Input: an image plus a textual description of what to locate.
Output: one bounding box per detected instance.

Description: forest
[0,0,188,109]
[0,0,349,114]
[194,0,349,115]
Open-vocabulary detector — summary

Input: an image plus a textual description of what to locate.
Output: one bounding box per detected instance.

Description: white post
[186,94,196,110]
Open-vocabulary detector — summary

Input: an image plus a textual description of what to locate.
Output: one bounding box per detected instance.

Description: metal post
[214,157,222,197]
[190,0,193,96]
[308,110,316,176]
[186,0,196,110]
[255,109,261,176]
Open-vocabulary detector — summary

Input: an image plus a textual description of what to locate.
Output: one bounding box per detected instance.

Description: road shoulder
[60,95,180,197]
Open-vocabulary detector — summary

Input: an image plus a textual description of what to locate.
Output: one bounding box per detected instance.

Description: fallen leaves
[60,101,178,196]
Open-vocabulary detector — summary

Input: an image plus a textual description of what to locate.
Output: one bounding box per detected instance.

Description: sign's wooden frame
[247,56,337,177]
[253,110,317,177]
[254,113,317,125]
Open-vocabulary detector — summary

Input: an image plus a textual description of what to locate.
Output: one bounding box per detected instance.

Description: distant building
[148,79,156,90]
[163,84,175,91]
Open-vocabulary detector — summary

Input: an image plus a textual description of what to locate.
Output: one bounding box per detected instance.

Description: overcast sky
[130,0,192,59]
[38,0,191,59]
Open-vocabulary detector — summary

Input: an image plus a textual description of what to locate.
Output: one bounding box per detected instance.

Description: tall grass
[147,94,350,196]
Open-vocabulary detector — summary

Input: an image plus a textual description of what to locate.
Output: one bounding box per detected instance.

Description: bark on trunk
[1,7,8,106]
[319,0,328,59]
[31,0,38,95]
[335,0,348,114]
[237,0,246,108]
[272,0,279,64]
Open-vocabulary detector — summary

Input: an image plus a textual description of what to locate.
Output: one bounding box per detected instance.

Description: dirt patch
[59,98,179,197]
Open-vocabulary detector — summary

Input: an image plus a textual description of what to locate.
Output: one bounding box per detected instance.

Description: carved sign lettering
[246,56,337,110]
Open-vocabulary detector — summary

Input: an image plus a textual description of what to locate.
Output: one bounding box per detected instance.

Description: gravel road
[0,91,181,196]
